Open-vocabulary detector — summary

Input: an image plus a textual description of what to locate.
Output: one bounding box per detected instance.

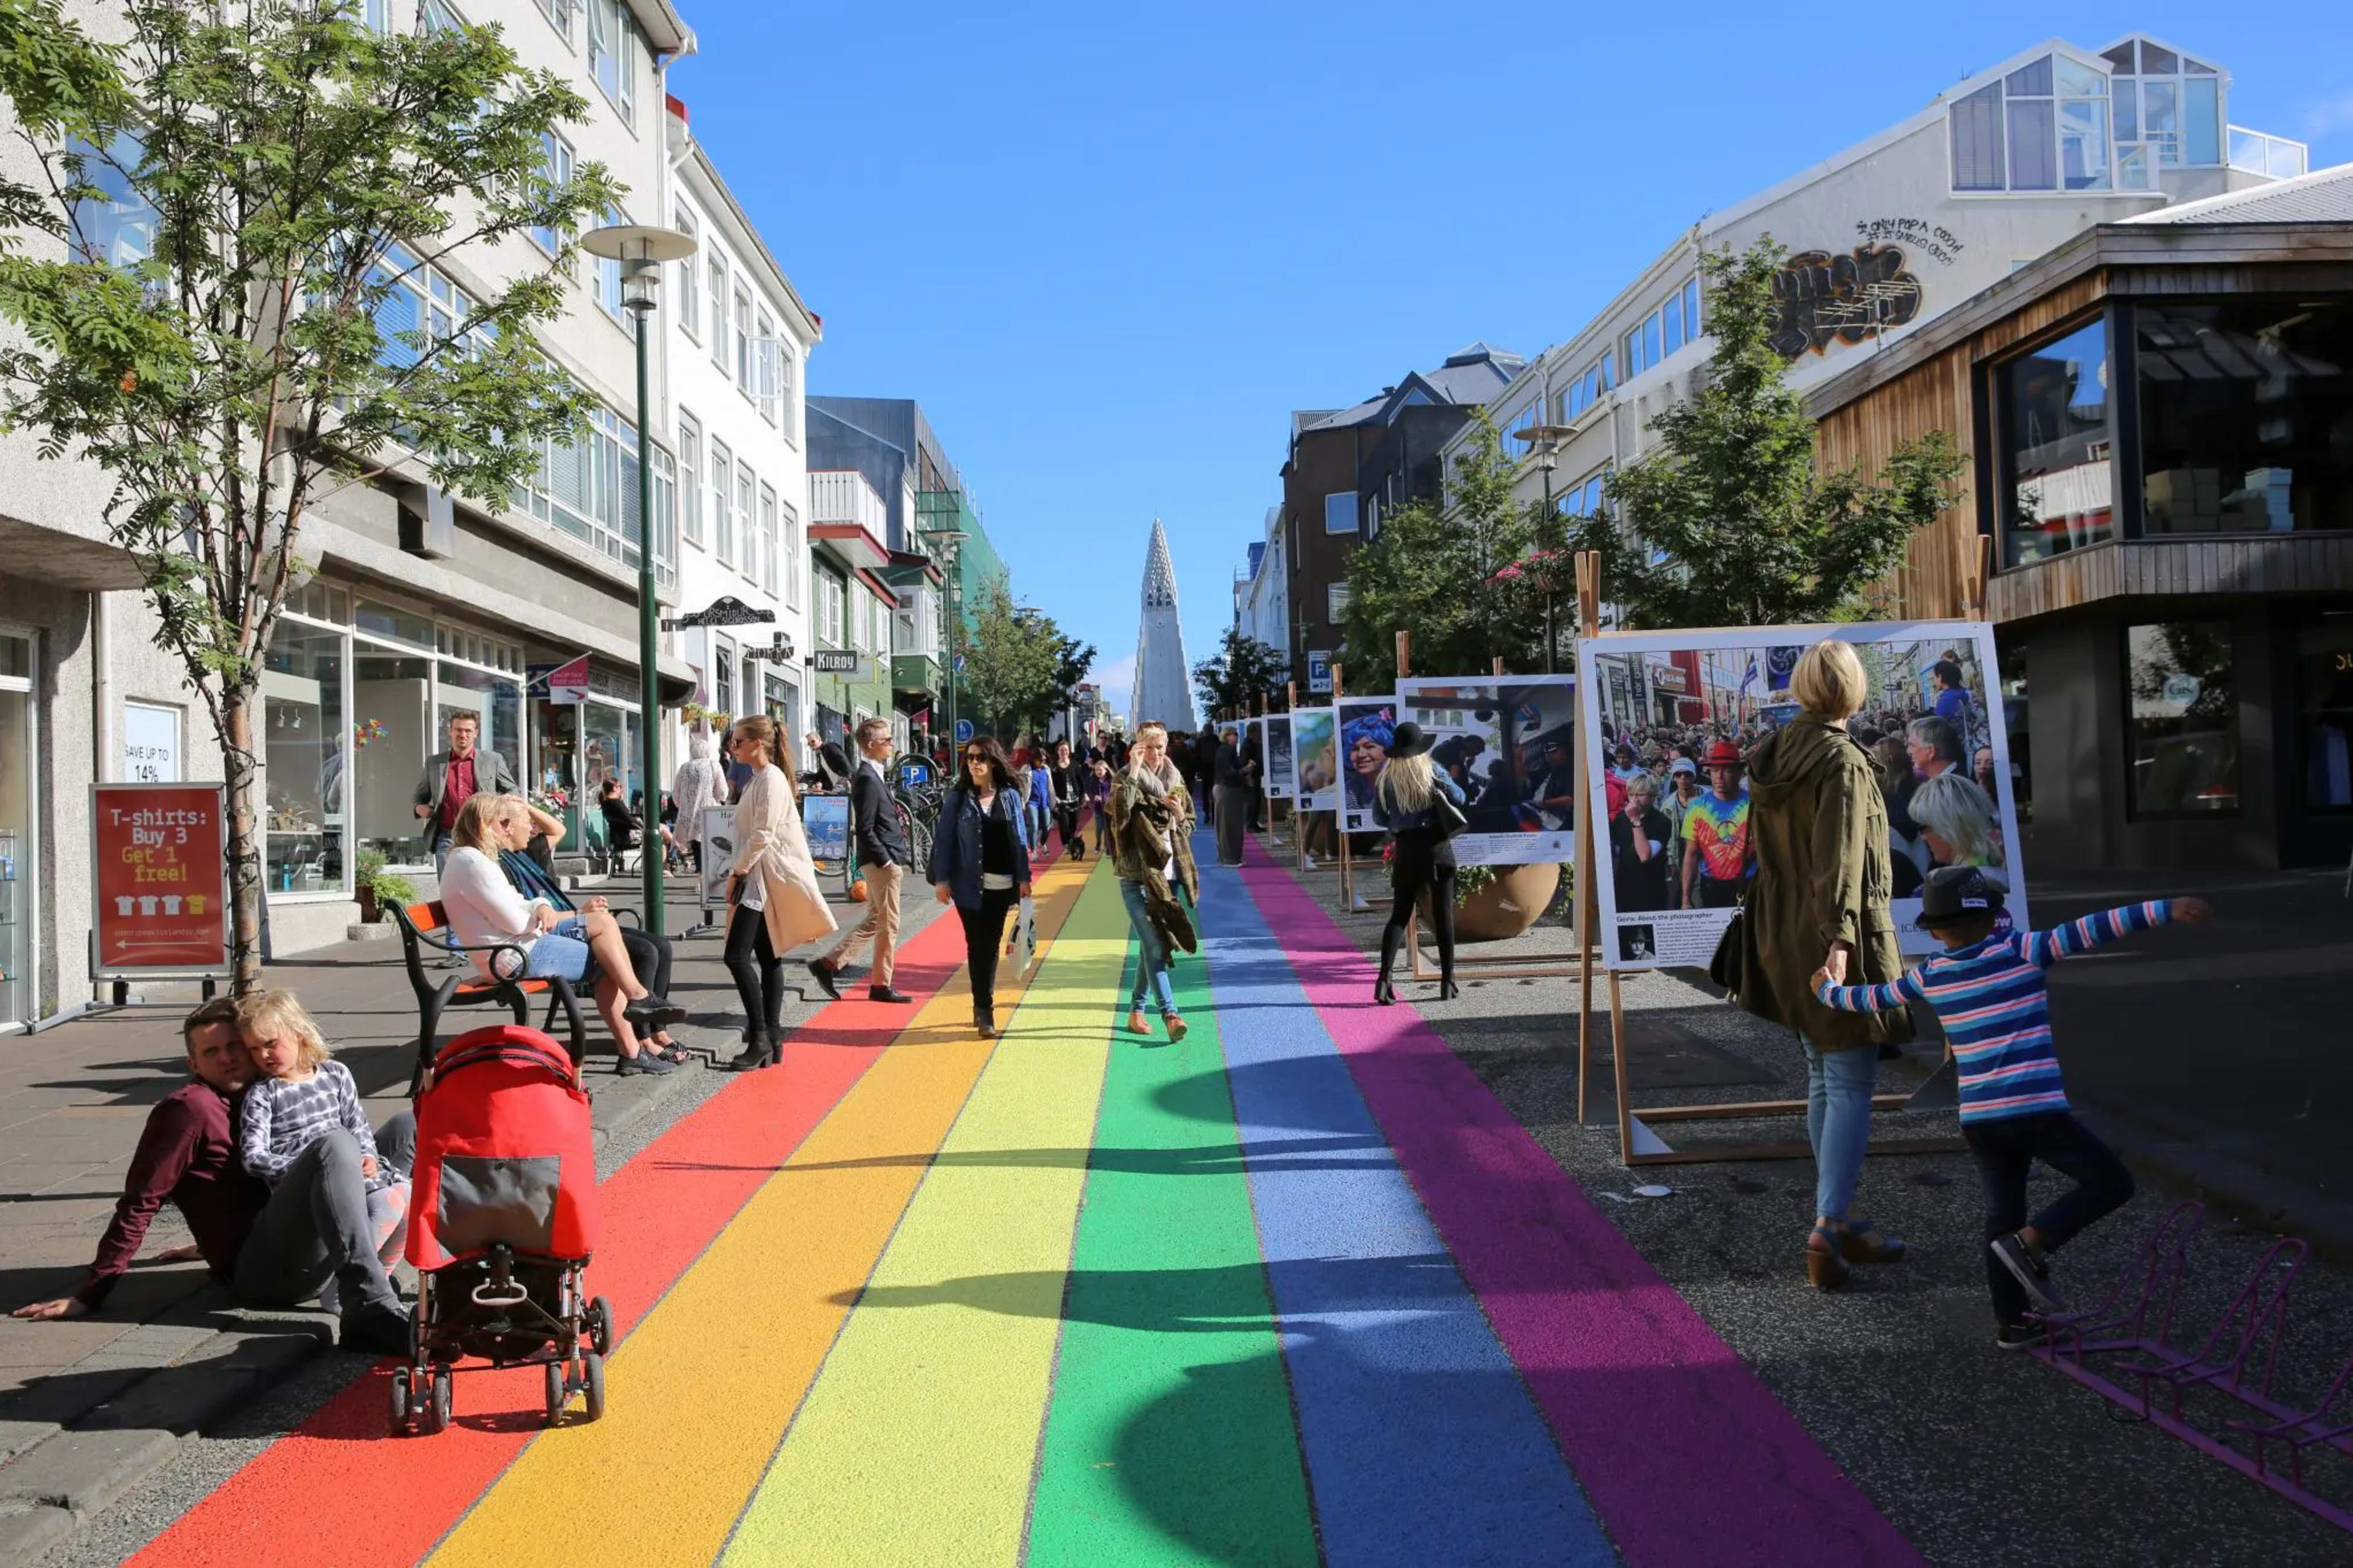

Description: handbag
[1431,787,1469,840]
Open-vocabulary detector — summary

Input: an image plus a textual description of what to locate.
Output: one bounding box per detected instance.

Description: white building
[1455,31,2316,526]
[664,102,820,772]
[0,0,699,1028]
[1132,519,1197,732]
[1231,507,1290,669]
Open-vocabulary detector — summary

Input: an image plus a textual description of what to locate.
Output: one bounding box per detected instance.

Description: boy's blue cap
[1918,864,2006,929]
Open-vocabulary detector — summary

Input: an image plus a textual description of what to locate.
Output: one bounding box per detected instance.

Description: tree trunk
[221,686,265,993]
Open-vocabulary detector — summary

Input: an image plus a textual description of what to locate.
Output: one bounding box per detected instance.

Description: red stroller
[390,1024,610,1436]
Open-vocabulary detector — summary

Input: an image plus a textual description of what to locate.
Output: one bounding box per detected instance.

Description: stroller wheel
[425,1368,453,1435]
[388,1368,412,1434]
[582,1351,607,1423]
[544,1360,567,1428]
[587,1296,614,1357]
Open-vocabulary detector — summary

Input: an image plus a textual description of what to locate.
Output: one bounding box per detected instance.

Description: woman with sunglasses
[928,735,1033,1038]
[721,716,837,1071]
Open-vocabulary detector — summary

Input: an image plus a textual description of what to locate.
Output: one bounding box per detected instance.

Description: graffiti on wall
[1768,222,1959,360]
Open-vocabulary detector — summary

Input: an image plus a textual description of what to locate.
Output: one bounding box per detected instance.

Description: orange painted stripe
[126,849,1054,1568]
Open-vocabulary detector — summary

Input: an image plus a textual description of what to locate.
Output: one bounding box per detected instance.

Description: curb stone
[0,1503,75,1561]
[0,1428,177,1517]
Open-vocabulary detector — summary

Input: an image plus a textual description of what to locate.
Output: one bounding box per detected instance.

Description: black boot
[1374,924,1402,1005]
[727,1028,778,1072]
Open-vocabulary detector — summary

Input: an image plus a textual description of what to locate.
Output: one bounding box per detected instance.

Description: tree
[1569,238,1961,629]
[1192,625,1287,720]
[0,0,617,988]
[1027,629,1097,740]
[1336,409,1566,679]
[950,574,1061,741]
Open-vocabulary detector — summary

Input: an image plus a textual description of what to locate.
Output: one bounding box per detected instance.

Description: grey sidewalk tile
[0,1502,75,1561]
[0,1419,57,1467]
[0,1427,177,1515]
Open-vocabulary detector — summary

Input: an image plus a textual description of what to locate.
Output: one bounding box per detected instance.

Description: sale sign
[92,782,230,977]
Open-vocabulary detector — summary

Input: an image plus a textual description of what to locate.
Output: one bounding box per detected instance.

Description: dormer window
[2103,37,2222,186]
[1949,51,2113,193]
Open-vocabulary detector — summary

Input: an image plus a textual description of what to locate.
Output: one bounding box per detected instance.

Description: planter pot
[1421,862,1560,944]
[357,886,381,925]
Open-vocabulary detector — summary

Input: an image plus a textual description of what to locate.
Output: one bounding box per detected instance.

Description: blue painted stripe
[1195,852,1615,1568]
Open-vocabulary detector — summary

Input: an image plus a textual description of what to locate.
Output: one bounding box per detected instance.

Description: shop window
[352,646,434,862]
[2137,301,2353,537]
[1999,317,2112,565]
[2124,621,2238,816]
[355,598,435,651]
[2300,615,2353,811]
[0,633,34,1026]
[263,622,348,893]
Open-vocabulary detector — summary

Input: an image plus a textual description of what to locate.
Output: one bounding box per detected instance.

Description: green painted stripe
[1023,936,1319,1567]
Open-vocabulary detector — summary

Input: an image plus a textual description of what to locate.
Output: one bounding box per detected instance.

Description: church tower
[1131,519,1197,732]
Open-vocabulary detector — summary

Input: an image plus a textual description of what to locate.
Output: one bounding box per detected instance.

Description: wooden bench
[390,900,587,1095]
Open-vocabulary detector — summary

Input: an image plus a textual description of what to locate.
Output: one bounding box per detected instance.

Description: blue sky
[667,3,2353,708]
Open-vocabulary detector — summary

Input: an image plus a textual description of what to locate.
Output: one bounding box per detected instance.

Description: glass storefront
[260,591,526,890]
[2138,301,2353,536]
[532,699,583,847]
[2000,317,2113,564]
[0,632,33,1028]
[2299,614,2353,811]
[262,622,347,894]
[2124,620,2238,815]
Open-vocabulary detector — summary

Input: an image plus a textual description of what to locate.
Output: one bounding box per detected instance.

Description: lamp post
[920,526,966,759]
[581,221,697,938]
[1516,423,1574,674]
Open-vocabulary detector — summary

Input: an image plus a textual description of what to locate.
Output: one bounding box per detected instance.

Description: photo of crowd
[1264,714,1295,799]
[1337,699,1400,833]
[1579,625,2026,969]
[1292,708,1338,811]
[1394,676,1580,865]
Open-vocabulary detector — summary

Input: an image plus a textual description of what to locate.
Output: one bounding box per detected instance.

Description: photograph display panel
[1292,708,1338,812]
[1394,675,1579,865]
[1577,622,2027,971]
[1336,697,1401,833]
[1264,714,1296,798]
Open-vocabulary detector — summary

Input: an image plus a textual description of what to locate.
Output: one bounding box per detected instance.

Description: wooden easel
[1400,647,1584,985]
[1330,661,1391,915]
[1570,551,1965,1164]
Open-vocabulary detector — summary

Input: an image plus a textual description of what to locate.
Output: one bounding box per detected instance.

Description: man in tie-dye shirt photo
[1679,740,1754,909]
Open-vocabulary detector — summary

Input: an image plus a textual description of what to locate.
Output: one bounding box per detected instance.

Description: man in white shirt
[808,718,912,1004]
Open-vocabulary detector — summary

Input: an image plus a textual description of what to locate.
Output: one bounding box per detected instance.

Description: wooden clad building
[1808,172,2353,871]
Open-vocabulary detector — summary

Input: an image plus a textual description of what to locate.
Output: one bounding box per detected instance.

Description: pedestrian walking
[1742,640,1912,1289]
[929,735,1033,1039]
[1816,869,2211,1344]
[1108,721,1193,1041]
[668,724,729,873]
[1048,739,1087,860]
[721,717,838,1072]
[1370,722,1465,1003]
[1212,724,1258,867]
[808,716,914,1005]
[1026,745,1055,852]
[1088,757,1115,854]
[412,711,517,879]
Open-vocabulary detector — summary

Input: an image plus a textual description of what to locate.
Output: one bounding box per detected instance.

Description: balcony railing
[2228,126,2308,180]
[809,469,889,534]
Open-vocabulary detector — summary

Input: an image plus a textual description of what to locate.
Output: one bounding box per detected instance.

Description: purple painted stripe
[1238,849,1920,1568]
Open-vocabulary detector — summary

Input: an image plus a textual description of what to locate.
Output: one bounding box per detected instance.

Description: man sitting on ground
[10,998,416,1355]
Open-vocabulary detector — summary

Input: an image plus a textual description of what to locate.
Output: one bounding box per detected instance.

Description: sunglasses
[965,753,990,763]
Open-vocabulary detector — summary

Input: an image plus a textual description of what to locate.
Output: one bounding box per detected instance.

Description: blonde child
[237,991,400,1196]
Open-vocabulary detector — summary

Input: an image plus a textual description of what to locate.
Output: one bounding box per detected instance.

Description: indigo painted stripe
[1239,846,1920,1568]
[1198,850,1615,1568]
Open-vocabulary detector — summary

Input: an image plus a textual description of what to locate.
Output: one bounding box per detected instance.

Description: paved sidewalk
[0,878,941,1562]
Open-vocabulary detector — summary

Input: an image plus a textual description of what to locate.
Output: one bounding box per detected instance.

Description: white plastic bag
[1005,895,1039,978]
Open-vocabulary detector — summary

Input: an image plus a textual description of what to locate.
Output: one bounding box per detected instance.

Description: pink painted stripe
[1237,849,1920,1567]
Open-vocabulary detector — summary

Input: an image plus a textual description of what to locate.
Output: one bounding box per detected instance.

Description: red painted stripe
[125,886,995,1568]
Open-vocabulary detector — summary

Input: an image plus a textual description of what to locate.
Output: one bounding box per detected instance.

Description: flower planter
[357,885,380,925]
[1419,862,1561,943]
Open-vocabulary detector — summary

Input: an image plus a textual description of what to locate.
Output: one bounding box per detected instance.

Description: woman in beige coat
[722,715,837,1071]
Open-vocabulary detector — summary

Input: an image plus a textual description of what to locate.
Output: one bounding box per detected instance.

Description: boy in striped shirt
[1813,866,2212,1348]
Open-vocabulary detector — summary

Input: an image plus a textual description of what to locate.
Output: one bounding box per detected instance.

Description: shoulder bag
[1431,787,1469,840]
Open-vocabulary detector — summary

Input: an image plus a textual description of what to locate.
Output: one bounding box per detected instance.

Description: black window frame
[1988,303,2128,570]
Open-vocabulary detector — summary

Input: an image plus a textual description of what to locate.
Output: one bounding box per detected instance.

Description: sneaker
[1994,1322,2048,1352]
[806,958,843,1001]
[1990,1233,2067,1314]
[616,1050,677,1076]
[623,995,688,1031]
[339,1301,414,1359]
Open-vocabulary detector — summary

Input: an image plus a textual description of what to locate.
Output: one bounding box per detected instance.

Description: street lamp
[1517,423,1575,674]
[919,526,966,758]
[581,221,696,939]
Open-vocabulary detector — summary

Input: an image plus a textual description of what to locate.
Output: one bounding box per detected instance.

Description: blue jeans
[523,915,593,982]
[1801,1035,1876,1222]
[1118,879,1179,1017]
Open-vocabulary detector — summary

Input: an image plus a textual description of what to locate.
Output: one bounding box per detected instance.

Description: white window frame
[755,306,779,424]
[587,0,637,128]
[706,254,728,368]
[732,286,752,392]
[536,0,576,47]
[778,338,800,446]
[1323,491,1358,534]
[713,632,736,714]
[779,498,803,609]
[710,436,735,566]
[735,461,756,582]
[758,482,779,597]
[1327,582,1352,621]
[591,203,630,324]
[676,411,703,548]
[531,132,574,256]
[673,206,700,341]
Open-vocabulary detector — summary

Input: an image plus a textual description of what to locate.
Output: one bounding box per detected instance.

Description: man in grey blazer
[412,713,517,874]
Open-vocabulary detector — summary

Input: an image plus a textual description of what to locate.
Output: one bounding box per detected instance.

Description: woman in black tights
[1370,722,1466,1003]
[721,716,837,1070]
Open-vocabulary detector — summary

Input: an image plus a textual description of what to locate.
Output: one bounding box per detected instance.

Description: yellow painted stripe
[423,855,1097,1568]
[718,865,1129,1567]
